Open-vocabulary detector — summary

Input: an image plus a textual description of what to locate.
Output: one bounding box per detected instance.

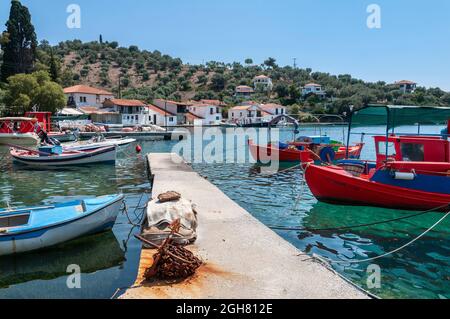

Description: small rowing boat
[0,194,124,256]
[63,136,136,152]
[10,145,117,167]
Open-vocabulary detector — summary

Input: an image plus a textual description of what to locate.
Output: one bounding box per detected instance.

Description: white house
[259,103,287,119]
[253,75,273,92]
[187,100,224,125]
[301,83,326,98]
[396,80,417,93]
[103,98,151,126]
[235,85,254,98]
[147,104,177,127]
[153,99,192,124]
[228,102,288,125]
[228,105,261,122]
[64,85,114,108]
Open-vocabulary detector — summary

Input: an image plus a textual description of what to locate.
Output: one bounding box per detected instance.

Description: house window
[276,109,279,115]
[210,108,214,115]
[169,117,174,122]
[216,108,219,113]
[79,96,87,103]
[240,112,243,117]
[216,116,220,120]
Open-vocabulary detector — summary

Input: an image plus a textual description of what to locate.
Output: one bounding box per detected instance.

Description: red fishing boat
[248,114,364,163]
[25,112,77,142]
[305,105,450,211]
[249,139,364,163]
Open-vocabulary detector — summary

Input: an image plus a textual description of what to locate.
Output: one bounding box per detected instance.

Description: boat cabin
[0,118,35,134]
[374,135,449,166]
[25,112,52,132]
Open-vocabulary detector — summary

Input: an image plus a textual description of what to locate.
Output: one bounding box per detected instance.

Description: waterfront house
[259,103,287,118]
[147,104,177,127]
[235,85,254,98]
[64,85,114,108]
[396,80,417,93]
[153,99,192,124]
[228,102,287,124]
[103,98,150,126]
[78,106,120,124]
[301,83,326,98]
[253,75,273,92]
[187,100,224,125]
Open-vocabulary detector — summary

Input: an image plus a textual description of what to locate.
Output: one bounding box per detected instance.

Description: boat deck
[79,131,188,141]
[120,153,369,299]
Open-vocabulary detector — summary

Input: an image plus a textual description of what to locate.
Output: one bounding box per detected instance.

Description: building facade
[64,85,114,108]
[253,75,273,92]
[235,85,255,98]
[396,80,417,93]
[301,83,326,98]
[187,100,224,125]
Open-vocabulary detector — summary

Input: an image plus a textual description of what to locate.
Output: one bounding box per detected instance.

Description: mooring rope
[320,211,450,265]
[270,203,450,232]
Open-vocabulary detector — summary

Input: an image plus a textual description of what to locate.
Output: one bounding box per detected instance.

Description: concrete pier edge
[120,153,369,299]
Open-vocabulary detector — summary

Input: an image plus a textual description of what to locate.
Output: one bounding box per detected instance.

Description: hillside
[33,39,450,115]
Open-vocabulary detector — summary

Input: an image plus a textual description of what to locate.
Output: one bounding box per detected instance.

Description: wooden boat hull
[304,164,450,211]
[0,133,39,146]
[11,146,116,166]
[248,140,364,163]
[0,195,124,256]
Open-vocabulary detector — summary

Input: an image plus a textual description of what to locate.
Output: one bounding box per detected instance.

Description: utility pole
[164,100,168,128]
[118,75,122,99]
[293,58,297,69]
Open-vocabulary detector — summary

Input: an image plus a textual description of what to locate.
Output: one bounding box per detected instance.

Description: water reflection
[0,231,125,289]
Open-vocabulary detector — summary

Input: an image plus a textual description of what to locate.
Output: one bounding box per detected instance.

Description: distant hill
[36,39,450,115]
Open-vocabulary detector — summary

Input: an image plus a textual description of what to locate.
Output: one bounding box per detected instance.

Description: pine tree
[99,34,103,44]
[0,0,38,82]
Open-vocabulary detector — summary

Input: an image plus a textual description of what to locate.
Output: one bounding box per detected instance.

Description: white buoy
[394,172,416,180]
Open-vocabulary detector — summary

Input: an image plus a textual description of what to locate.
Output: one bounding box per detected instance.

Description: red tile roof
[254,75,270,79]
[63,85,113,95]
[108,99,147,107]
[154,99,192,106]
[304,83,321,87]
[396,80,417,85]
[147,104,176,116]
[235,85,254,93]
[186,112,204,120]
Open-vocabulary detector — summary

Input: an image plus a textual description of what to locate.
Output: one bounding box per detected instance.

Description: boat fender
[136,145,142,154]
[319,147,336,163]
[393,172,416,180]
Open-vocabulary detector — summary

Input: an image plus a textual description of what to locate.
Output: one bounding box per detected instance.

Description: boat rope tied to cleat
[270,203,450,233]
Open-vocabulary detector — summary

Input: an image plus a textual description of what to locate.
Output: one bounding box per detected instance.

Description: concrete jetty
[120,153,368,299]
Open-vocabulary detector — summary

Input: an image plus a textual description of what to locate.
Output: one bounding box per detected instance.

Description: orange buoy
[136,145,142,154]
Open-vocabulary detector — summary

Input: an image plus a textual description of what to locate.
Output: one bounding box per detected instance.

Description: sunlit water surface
[0,125,449,299]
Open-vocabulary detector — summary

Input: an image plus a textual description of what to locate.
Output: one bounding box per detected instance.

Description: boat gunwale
[0,194,124,238]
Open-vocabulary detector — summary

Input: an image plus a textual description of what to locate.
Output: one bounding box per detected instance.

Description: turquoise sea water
[0,125,449,299]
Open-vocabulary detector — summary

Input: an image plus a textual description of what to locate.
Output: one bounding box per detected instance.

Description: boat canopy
[351,105,450,129]
[0,117,34,122]
[269,115,299,129]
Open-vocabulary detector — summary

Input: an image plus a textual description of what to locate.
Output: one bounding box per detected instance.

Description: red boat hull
[248,140,363,163]
[304,164,450,211]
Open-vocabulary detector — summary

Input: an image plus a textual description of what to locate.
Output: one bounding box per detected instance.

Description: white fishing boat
[0,117,40,146]
[10,145,117,167]
[0,194,124,256]
[63,136,136,152]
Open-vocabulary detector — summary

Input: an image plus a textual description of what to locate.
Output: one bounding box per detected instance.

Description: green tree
[210,74,226,91]
[49,50,60,82]
[264,57,277,69]
[244,58,253,65]
[3,71,65,114]
[1,0,38,82]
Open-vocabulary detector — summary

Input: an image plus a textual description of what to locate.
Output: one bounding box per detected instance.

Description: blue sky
[1,0,450,90]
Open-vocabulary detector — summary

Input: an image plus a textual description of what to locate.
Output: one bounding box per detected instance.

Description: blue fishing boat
[0,194,124,256]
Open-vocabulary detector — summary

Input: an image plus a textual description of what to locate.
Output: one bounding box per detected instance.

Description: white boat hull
[63,138,135,152]
[0,198,123,256]
[0,133,39,146]
[12,147,117,167]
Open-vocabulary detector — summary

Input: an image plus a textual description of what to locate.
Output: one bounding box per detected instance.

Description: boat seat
[0,213,30,228]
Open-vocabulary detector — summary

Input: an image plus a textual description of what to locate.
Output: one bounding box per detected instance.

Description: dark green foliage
[1,0,38,82]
